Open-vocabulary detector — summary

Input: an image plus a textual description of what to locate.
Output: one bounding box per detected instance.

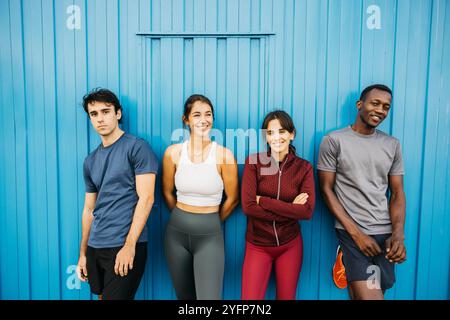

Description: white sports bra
[174,141,224,206]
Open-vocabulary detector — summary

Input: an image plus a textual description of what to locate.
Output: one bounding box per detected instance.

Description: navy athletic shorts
[336,228,396,291]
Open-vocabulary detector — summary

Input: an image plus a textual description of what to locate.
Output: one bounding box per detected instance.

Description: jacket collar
[264,148,296,166]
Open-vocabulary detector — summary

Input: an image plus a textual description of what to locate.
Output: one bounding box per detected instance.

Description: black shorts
[86,242,147,300]
[336,229,395,291]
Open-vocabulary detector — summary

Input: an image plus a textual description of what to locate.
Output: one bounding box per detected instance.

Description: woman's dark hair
[82,88,123,123]
[182,94,215,129]
[261,110,297,154]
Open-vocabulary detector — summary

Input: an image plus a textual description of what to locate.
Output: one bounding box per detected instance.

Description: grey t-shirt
[317,126,404,235]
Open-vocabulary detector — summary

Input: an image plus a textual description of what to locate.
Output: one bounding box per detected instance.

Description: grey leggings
[164,206,225,300]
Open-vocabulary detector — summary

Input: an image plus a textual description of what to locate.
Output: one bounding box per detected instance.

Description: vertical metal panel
[2,0,31,300]
[415,0,450,300]
[0,0,19,299]
[390,0,429,300]
[0,0,449,300]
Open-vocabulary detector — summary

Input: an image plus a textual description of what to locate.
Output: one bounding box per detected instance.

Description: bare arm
[162,145,178,211]
[124,173,156,245]
[385,175,406,263]
[219,148,239,221]
[115,173,156,277]
[318,170,382,257]
[77,192,97,282]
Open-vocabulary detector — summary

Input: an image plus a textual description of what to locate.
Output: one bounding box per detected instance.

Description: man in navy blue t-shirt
[76,88,158,300]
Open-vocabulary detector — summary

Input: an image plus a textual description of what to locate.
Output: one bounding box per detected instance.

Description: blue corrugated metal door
[1,0,449,300]
[137,35,271,299]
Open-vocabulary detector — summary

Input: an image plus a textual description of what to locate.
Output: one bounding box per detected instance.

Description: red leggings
[241,235,303,300]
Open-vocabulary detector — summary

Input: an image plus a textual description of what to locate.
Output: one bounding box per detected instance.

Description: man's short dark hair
[82,88,123,123]
[359,84,392,101]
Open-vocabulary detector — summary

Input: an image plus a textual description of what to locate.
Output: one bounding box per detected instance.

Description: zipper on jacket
[273,156,288,247]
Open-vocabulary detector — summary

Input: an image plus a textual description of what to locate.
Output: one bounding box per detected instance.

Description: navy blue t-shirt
[83,133,158,248]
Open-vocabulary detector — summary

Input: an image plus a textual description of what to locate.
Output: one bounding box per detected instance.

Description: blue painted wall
[0,0,449,300]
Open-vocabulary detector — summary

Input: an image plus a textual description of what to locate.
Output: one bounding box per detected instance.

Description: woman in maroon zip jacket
[241,110,315,300]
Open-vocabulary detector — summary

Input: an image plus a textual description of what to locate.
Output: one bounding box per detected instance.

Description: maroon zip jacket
[241,151,315,247]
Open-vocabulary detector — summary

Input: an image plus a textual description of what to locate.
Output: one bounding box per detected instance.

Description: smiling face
[87,101,122,136]
[357,88,392,128]
[265,119,295,155]
[183,100,214,138]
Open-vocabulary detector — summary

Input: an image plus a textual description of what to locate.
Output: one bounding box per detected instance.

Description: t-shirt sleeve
[131,139,159,175]
[317,135,338,172]
[389,139,404,175]
[83,159,98,193]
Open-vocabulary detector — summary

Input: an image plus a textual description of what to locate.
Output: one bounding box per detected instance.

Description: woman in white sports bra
[162,94,239,300]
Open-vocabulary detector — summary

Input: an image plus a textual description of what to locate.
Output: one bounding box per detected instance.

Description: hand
[352,231,382,257]
[293,193,309,205]
[114,244,136,277]
[385,233,407,264]
[256,195,261,204]
[77,255,88,282]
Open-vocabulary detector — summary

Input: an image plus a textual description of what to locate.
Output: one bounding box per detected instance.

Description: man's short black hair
[359,84,392,101]
[82,88,122,123]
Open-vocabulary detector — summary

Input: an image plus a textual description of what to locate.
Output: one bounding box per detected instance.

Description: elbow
[307,199,316,219]
[320,188,333,204]
[295,211,313,221]
[304,206,314,220]
[391,191,406,208]
[391,189,406,200]
[141,195,155,208]
[297,202,315,220]
[162,190,174,204]
[230,200,240,212]
[230,196,240,209]
[318,185,328,197]
[241,200,254,216]
[82,207,95,221]
[241,202,250,215]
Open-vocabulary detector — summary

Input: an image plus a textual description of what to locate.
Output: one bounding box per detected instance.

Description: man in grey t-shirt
[317,84,406,300]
